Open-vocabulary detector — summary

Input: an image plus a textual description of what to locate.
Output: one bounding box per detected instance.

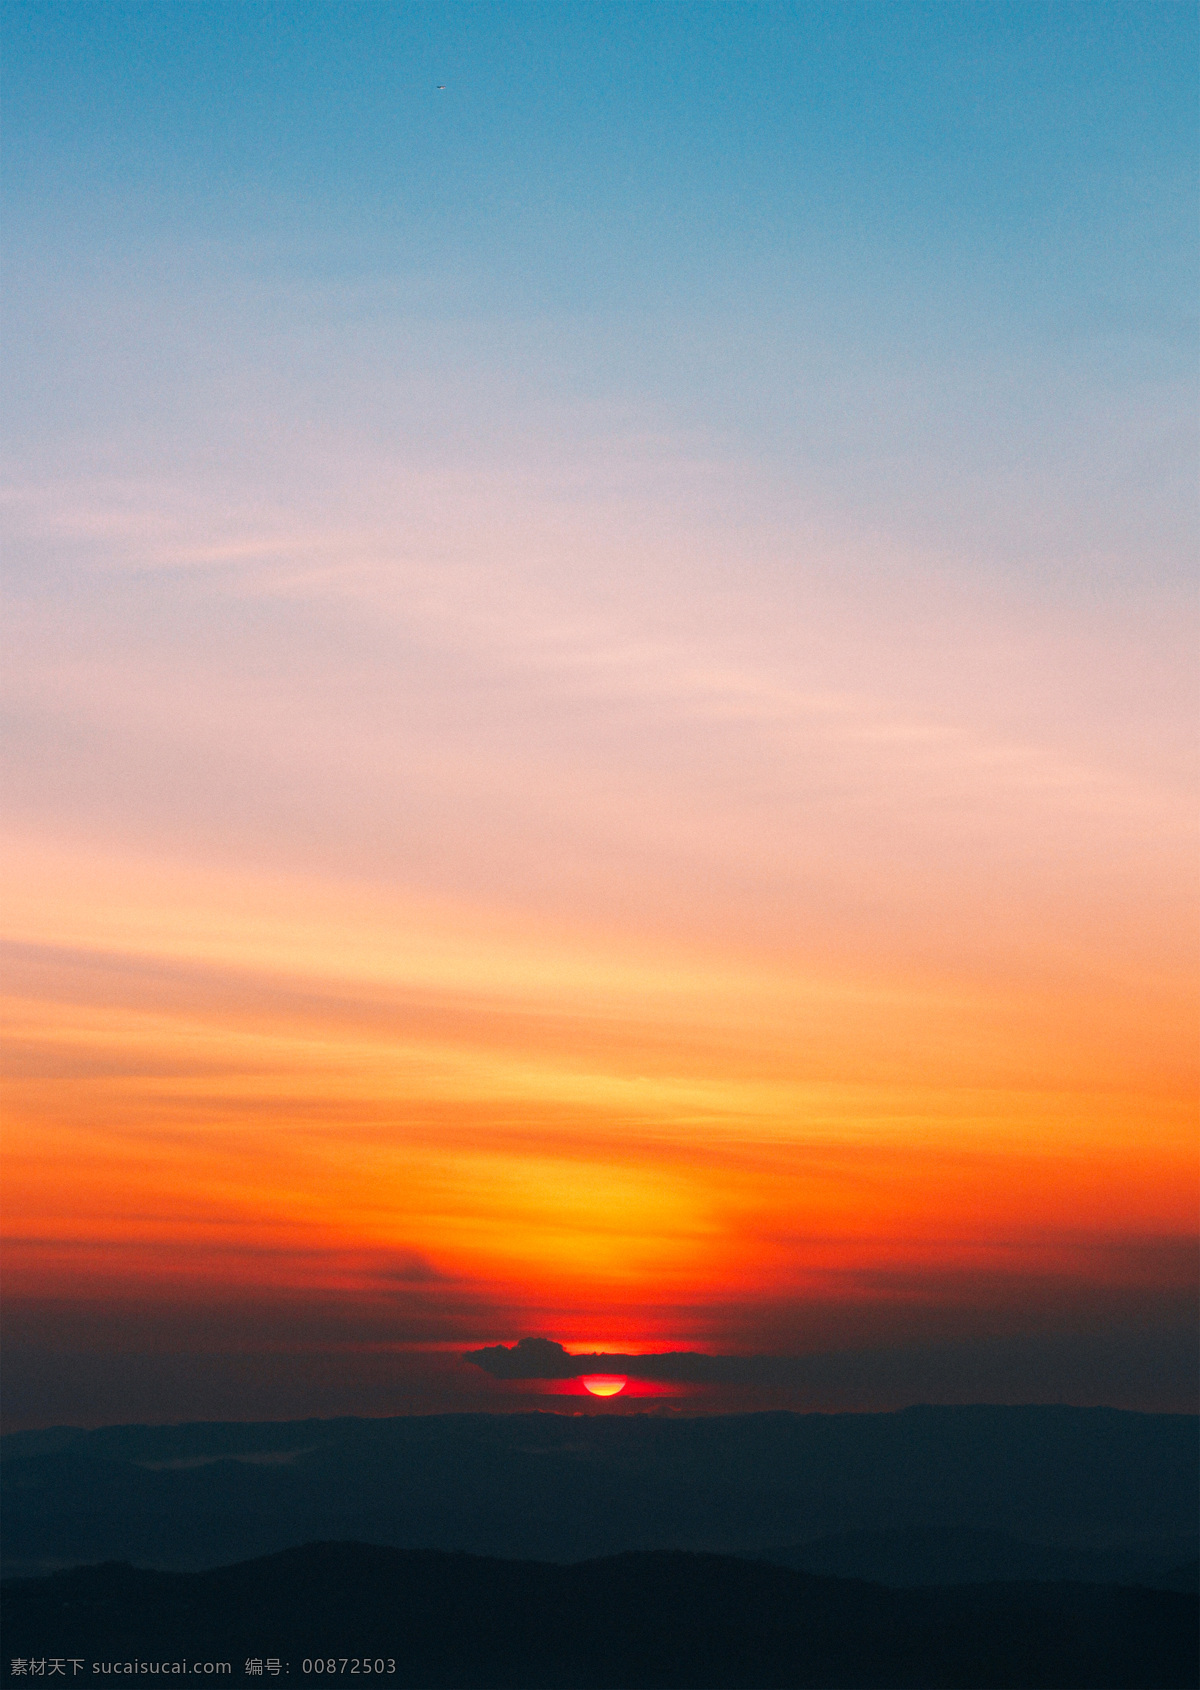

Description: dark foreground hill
[4,1541,1198,1690]
[3,1406,1196,1578]
[760,1525,1200,1589]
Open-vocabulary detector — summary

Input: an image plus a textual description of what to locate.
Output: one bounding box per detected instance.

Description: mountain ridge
[4,1540,1196,1689]
[4,1405,1194,1577]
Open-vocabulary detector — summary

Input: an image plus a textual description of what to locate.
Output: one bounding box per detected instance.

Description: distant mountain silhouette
[3,1406,1195,1577]
[3,1541,1196,1689]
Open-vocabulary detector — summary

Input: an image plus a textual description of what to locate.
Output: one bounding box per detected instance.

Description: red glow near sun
[581,1375,627,1397]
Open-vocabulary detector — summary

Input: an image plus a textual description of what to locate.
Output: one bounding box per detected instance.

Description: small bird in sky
[437,84,446,90]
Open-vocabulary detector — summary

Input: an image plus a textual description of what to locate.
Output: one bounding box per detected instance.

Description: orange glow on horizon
[1,831,1195,1367]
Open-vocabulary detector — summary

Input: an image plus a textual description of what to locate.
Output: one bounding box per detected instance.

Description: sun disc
[581,1375,627,1397]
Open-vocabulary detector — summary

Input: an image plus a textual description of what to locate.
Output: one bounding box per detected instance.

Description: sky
[1,0,1197,1429]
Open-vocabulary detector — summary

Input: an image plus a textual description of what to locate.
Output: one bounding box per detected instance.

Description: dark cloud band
[463,1326,1200,1400]
[463,1337,848,1385]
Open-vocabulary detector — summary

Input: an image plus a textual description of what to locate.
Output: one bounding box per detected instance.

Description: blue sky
[6,3,1195,262]
[5,1,1195,593]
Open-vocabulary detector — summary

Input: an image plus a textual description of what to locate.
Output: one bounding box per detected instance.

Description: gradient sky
[2,1,1197,1428]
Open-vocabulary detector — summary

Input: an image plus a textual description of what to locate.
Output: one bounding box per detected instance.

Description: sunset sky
[2,1,1196,1428]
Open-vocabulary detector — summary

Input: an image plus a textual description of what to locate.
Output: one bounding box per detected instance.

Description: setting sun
[581,1376,627,1398]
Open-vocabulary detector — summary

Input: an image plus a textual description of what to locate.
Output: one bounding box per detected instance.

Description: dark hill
[3,1406,1195,1576]
[759,1525,1200,1588]
[3,1541,1196,1689]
